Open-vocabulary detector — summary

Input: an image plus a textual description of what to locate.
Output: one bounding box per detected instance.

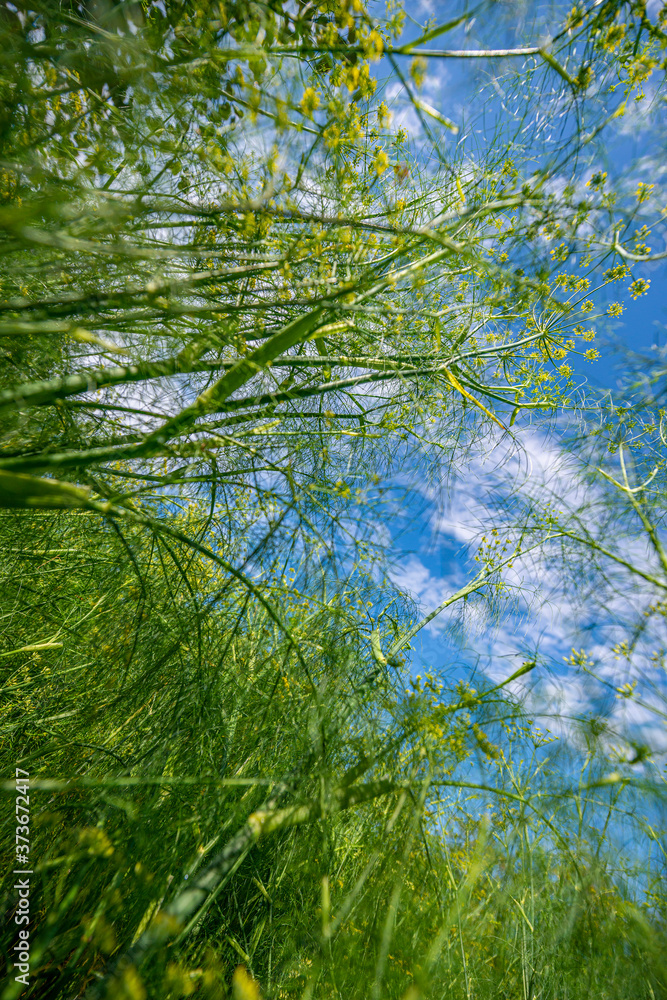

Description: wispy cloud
[388,423,667,752]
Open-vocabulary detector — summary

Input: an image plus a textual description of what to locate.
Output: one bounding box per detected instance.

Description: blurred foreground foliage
[1,1,667,998]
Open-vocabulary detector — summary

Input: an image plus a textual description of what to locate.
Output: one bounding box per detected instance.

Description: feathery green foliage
[1,2,667,999]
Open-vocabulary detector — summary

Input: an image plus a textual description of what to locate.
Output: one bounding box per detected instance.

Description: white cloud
[386,421,667,752]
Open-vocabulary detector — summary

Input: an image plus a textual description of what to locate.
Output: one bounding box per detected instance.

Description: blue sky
[362,1,667,762]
